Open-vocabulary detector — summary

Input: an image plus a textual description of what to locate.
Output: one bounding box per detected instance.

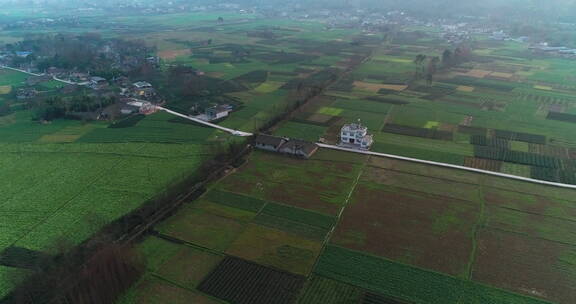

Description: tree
[413,54,427,79]
[426,56,440,86]
[442,49,453,67]
[0,102,11,117]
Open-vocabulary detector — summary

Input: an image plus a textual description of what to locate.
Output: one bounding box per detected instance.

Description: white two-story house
[340,121,374,150]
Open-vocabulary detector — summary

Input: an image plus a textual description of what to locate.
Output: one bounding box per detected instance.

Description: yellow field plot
[38,125,96,143]
[0,85,12,94]
[489,72,514,79]
[39,134,83,143]
[207,72,225,78]
[534,85,553,91]
[158,49,191,60]
[373,56,412,64]
[465,69,492,78]
[457,86,475,92]
[318,107,343,116]
[381,84,408,91]
[474,49,492,55]
[254,82,284,93]
[515,71,534,77]
[354,81,407,92]
[424,121,440,129]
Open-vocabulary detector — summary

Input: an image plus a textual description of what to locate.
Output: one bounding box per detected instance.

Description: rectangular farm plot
[318,107,343,116]
[484,205,576,245]
[226,224,323,275]
[331,184,480,277]
[198,256,305,304]
[136,236,223,290]
[472,227,576,304]
[315,245,550,304]
[362,165,481,202]
[0,85,11,94]
[156,205,246,252]
[353,81,407,93]
[118,275,222,304]
[194,199,258,222]
[218,151,362,215]
[484,188,576,221]
[457,85,475,92]
[254,203,337,241]
[297,275,364,304]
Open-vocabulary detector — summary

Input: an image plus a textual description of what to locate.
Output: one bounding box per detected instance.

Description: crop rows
[362,292,410,304]
[470,135,510,149]
[297,275,363,304]
[493,130,546,145]
[445,76,517,92]
[198,257,304,304]
[205,189,266,212]
[547,111,576,123]
[457,125,487,136]
[261,203,336,230]
[521,94,575,104]
[383,124,453,141]
[366,96,409,105]
[315,246,551,304]
[530,167,576,184]
[463,157,502,172]
[474,146,562,169]
[254,213,329,241]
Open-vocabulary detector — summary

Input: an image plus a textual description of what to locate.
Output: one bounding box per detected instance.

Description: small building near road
[206,105,232,121]
[15,51,32,58]
[254,134,318,159]
[340,121,373,150]
[278,139,319,159]
[16,88,37,99]
[133,81,152,89]
[90,76,108,89]
[254,134,287,152]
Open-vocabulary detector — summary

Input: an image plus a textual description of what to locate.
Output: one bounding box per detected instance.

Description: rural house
[278,139,319,159]
[254,134,319,159]
[90,76,108,90]
[205,105,232,121]
[254,134,287,152]
[340,121,373,150]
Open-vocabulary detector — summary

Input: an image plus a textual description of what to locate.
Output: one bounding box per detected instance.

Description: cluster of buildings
[254,121,374,159]
[529,43,576,57]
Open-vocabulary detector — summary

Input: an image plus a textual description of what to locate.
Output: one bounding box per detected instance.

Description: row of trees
[32,95,117,121]
[413,46,472,85]
[5,33,156,73]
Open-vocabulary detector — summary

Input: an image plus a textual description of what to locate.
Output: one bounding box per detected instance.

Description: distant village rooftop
[133,81,152,89]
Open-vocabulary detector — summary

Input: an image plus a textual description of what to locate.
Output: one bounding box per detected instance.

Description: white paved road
[0,65,79,85]
[317,143,576,189]
[156,106,254,137]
